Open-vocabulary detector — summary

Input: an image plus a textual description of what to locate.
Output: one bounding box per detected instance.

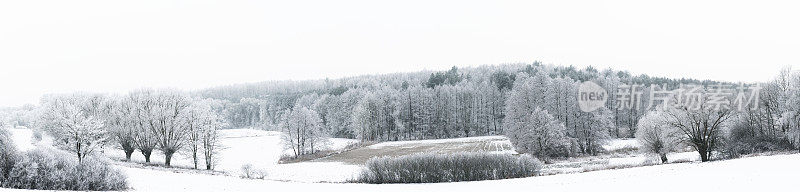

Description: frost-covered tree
[504,106,571,159]
[148,90,191,167]
[128,90,159,163]
[327,88,364,138]
[38,94,108,162]
[202,116,224,170]
[105,97,138,161]
[183,102,206,169]
[353,92,380,142]
[503,71,573,158]
[636,110,683,163]
[780,69,800,151]
[184,99,226,169]
[280,107,326,158]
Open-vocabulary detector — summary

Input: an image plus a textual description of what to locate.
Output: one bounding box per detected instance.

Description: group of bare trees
[634,67,800,162]
[775,67,800,152]
[635,93,732,162]
[34,89,226,169]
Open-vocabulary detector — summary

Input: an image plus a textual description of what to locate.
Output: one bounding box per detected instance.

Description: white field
[602,138,640,151]
[5,127,798,192]
[9,127,361,183]
[115,152,800,192]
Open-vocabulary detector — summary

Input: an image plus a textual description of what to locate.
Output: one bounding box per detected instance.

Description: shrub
[1,147,128,191]
[240,163,267,179]
[356,152,542,184]
[31,129,43,143]
[721,123,794,159]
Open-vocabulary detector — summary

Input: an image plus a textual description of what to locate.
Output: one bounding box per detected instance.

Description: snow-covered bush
[0,127,19,185]
[1,147,127,191]
[357,152,542,183]
[240,163,267,179]
[31,129,42,143]
[722,120,794,158]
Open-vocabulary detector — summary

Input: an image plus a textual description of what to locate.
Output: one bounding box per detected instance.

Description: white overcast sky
[1,0,799,107]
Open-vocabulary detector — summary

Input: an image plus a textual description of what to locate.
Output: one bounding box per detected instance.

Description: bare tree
[129,90,159,163]
[202,109,225,170]
[661,88,734,162]
[148,90,191,167]
[183,103,203,169]
[105,97,137,161]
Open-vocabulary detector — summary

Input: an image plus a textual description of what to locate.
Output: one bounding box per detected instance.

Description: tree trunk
[141,149,153,163]
[76,142,83,162]
[165,151,174,167]
[660,153,668,163]
[125,149,134,162]
[192,152,198,169]
[698,146,709,162]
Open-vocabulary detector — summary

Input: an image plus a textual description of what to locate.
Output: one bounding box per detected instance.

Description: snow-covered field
[106,129,361,182]
[541,138,699,175]
[9,127,361,183]
[6,127,798,192]
[316,136,517,165]
[602,138,640,152]
[119,152,800,192]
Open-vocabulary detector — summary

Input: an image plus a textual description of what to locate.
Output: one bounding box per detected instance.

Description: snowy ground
[9,127,361,183]
[6,127,797,192]
[602,138,640,152]
[543,138,699,175]
[119,153,800,192]
[104,129,361,182]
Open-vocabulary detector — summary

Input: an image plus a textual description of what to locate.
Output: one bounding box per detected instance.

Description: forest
[195,63,770,156]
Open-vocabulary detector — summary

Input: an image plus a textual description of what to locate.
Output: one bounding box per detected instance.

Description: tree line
[5,63,797,162]
[196,63,800,161]
[197,64,708,149]
[33,89,226,169]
